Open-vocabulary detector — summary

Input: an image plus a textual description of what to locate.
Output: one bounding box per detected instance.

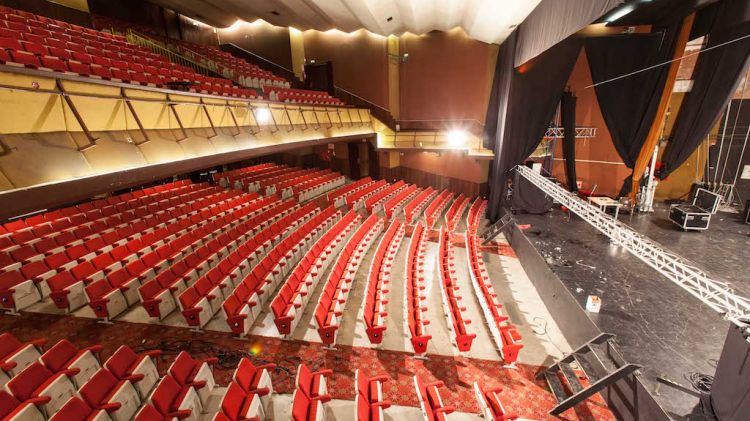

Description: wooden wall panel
[217,21,293,70]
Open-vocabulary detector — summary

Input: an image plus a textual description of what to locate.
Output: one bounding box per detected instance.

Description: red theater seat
[6,362,77,416]
[104,345,161,399]
[167,351,217,406]
[78,368,141,420]
[39,339,102,388]
[49,396,107,421]
[0,390,45,421]
[0,333,47,380]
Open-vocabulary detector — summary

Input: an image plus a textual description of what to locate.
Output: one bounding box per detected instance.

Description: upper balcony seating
[424,190,454,230]
[404,223,431,354]
[270,210,358,336]
[413,375,455,421]
[364,181,406,214]
[473,382,518,421]
[104,345,161,400]
[0,8,270,100]
[444,194,470,232]
[347,180,387,211]
[314,214,383,345]
[5,362,77,417]
[222,203,323,336]
[436,228,476,352]
[0,333,47,385]
[382,185,420,219]
[403,187,437,224]
[363,219,405,344]
[355,370,391,421]
[0,389,45,421]
[467,199,487,234]
[327,177,373,208]
[39,339,103,388]
[262,86,343,106]
[465,233,523,364]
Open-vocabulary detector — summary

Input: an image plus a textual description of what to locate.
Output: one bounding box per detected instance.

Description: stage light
[447,130,468,147]
[255,108,272,124]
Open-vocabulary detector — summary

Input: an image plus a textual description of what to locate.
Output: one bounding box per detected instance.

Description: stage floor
[512,203,750,419]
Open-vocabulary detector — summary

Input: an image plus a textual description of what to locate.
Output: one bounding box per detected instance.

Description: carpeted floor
[1,311,614,421]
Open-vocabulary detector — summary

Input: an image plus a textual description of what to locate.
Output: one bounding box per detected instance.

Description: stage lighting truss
[515,165,750,322]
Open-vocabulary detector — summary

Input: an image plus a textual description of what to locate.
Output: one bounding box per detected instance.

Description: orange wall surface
[399,29,497,127]
[217,21,293,70]
[552,49,631,197]
[303,30,390,110]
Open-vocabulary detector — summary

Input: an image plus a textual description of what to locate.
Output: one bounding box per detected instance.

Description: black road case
[668,188,720,231]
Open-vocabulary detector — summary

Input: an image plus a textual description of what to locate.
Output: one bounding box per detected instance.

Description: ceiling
[149,0,543,44]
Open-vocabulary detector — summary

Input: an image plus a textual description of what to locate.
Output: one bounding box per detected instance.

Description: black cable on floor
[685,372,714,394]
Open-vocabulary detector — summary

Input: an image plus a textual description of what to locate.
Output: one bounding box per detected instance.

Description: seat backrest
[150,375,181,414]
[6,362,52,401]
[104,345,136,379]
[296,364,313,397]
[167,352,195,385]
[0,270,23,289]
[220,382,245,420]
[40,339,78,372]
[50,396,92,421]
[84,279,112,301]
[0,390,21,420]
[47,271,76,291]
[0,332,23,360]
[233,358,257,391]
[291,390,311,421]
[79,368,117,407]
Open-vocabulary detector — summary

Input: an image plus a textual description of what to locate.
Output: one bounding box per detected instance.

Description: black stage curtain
[510,170,554,214]
[486,36,583,221]
[585,23,681,195]
[561,91,578,192]
[659,0,750,179]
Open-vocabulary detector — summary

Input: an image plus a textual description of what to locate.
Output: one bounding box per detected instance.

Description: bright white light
[226,20,244,31]
[255,108,272,124]
[447,130,468,147]
[605,4,636,23]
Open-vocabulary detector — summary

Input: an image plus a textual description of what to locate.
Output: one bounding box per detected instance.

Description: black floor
[513,203,750,420]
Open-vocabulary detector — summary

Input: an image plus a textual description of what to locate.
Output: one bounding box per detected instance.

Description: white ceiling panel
[150,0,544,44]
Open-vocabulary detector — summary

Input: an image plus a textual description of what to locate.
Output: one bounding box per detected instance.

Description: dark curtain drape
[561,91,578,192]
[585,23,681,195]
[658,0,750,179]
[486,35,583,221]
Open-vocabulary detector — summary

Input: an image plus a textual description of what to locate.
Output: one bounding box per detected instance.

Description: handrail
[396,118,484,135]
[220,43,303,88]
[125,30,224,80]
[334,86,397,130]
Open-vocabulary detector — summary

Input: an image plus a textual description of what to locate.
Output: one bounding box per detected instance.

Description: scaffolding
[515,165,750,322]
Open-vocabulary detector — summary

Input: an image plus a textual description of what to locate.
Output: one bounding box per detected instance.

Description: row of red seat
[0,7,259,99]
[272,210,360,335]
[263,86,344,106]
[348,180,388,210]
[424,190,454,229]
[79,191,268,321]
[213,162,277,185]
[444,194,471,232]
[224,204,336,336]
[1,183,236,315]
[1,179,197,266]
[465,233,523,364]
[364,180,406,214]
[291,364,332,421]
[257,168,322,195]
[356,370,391,421]
[327,177,373,207]
[177,199,300,328]
[403,187,437,224]
[363,219,405,344]
[314,214,383,345]
[289,172,346,202]
[382,185,420,219]
[467,199,487,234]
[404,223,431,354]
[222,165,290,191]
[436,228,476,352]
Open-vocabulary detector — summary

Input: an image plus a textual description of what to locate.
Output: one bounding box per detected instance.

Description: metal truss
[516,165,750,321]
[544,126,598,139]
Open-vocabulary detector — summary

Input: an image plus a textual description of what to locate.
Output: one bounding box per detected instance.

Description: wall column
[289,27,306,81]
[387,35,400,120]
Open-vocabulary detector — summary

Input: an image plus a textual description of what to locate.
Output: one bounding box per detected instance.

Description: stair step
[559,362,584,394]
[573,348,608,383]
[543,370,568,403]
[550,363,641,416]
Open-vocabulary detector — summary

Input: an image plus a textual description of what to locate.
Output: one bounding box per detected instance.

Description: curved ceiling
[149,0,543,44]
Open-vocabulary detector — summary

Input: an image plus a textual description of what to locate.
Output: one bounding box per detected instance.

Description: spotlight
[255,108,272,124]
[447,130,468,147]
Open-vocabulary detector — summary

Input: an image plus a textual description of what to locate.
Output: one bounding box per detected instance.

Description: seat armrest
[315,368,333,377]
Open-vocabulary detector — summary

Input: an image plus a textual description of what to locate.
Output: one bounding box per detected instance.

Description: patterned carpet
[1,312,614,420]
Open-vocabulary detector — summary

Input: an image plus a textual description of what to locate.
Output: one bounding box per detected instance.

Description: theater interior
[0,1,749,421]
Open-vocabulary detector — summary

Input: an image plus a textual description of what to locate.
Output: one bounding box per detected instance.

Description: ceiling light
[604,4,636,23]
[447,130,468,147]
[255,108,272,124]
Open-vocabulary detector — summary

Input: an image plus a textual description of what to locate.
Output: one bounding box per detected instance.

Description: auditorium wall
[379,150,489,197]
[216,19,294,71]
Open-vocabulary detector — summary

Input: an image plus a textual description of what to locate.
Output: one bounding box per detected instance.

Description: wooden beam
[631,13,695,199]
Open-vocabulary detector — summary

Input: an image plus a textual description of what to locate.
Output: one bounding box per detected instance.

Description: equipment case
[668,188,720,231]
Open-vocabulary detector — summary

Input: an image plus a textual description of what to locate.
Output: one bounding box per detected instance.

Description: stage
[508,202,750,419]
